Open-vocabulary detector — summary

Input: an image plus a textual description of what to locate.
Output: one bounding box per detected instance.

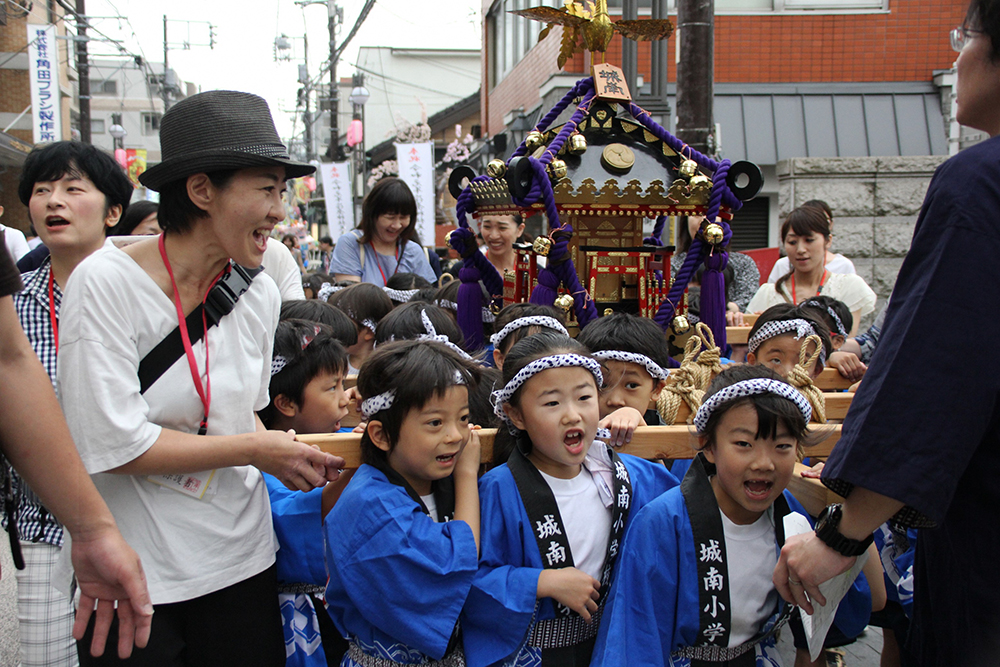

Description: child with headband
[800,296,867,383]
[489,303,567,370]
[323,339,484,666]
[258,319,355,666]
[463,331,678,667]
[327,282,393,373]
[745,304,832,379]
[591,364,818,666]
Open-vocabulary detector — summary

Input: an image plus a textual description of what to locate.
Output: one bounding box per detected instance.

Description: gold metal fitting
[689,173,711,193]
[679,159,698,178]
[548,159,568,181]
[603,308,614,317]
[672,314,691,334]
[554,293,575,312]
[532,236,552,256]
[486,159,507,179]
[569,133,588,155]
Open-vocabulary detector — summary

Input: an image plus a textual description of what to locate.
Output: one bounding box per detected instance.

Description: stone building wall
[776,156,949,328]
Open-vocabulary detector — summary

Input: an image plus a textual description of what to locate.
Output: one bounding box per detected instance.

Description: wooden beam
[787,462,845,516]
[663,392,854,423]
[297,424,843,469]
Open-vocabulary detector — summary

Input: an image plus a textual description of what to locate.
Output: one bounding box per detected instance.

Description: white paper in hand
[782,512,869,661]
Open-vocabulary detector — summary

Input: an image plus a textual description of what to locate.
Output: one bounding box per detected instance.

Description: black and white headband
[270,326,323,377]
[361,368,468,420]
[384,287,420,303]
[414,309,473,360]
[316,282,341,302]
[490,316,569,349]
[591,350,669,383]
[693,378,812,433]
[803,300,847,338]
[747,318,827,366]
[435,298,497,323]
[491,353,604,423]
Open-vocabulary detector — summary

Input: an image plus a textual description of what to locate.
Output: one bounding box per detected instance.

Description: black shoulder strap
[138,263,261,394]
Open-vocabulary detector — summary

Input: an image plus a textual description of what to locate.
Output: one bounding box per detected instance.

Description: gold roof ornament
[513,0,674,69]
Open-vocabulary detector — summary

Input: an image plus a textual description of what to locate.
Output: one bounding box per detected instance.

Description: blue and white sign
[27,24,61,144]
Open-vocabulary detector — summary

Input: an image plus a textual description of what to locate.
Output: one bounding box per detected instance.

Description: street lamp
[348,77,369,206]
[109,113,127,150]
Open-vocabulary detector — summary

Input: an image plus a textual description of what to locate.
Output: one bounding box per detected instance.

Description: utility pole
[621,0,638,97]
[675,0,714,155]
[326,0,342,161]
[76,0,91,143]
[302,27,313,161]
[162,15,170,111]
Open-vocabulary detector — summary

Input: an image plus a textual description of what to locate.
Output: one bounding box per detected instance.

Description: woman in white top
[765,199,856,283]
[58,91,345,665]
[748,205,875,335]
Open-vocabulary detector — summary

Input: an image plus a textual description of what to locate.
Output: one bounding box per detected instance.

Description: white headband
[416,309,473,360]
[693,378,812,433]
[592,350,669,382]
[384,287,420,303]
[490,316,569,349]
[747,318,827,367]
[436,298,497,323]
[270,355,288,377]
[360,369,467,420]
[316,283,341,302]
[803,300,847,338]
[491,353,604,424]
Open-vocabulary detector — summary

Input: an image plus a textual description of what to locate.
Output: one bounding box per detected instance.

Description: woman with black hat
[56,90,346,665]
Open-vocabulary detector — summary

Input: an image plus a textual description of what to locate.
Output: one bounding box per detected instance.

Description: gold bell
[548,159,568,181]
[554,293,575,312]
[486,159,507,179]
[603,308,614,317]
[532,236,552,256]
[703,223,725,245]
[679,159,698,178]
[689,173,711,193]
[524,131,545,151]
[446,229,460,246]
[569,133,588,155]
[672,314,691,334]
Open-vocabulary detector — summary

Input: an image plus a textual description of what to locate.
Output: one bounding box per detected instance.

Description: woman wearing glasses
[775,3,1000,665]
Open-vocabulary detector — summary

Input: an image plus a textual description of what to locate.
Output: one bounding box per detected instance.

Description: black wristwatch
[814,504,874,557]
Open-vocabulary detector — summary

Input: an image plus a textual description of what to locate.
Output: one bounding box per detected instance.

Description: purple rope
[644,215,667,246]
[511,78,596,159]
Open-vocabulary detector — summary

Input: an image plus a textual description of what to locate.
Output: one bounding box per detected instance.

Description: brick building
[480,0,969,251]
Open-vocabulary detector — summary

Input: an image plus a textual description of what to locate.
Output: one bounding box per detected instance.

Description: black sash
[680,453,792,666]
[507,439,633,614]
[371,460,456,522]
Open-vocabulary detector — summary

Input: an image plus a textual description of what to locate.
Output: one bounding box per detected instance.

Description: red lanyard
[791,269,827,304]
[370,243,401,286]
[47,271,58,354]
[158,234,225,435]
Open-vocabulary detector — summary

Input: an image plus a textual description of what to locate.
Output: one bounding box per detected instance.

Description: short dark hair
[156,169,236,233]
[257,319,349,428]
[302,273,332,300]
[492,303,565,354]
[18,142,133,224]
[109,200,158,236]
[801,199,833,222]
[967,0,1000,61]
[280,299,358,347]
[357,177,417,246]
[386,272,431,291]
[358,339,483,466]
[577,312,671,378]
[327,282,393,332]
[799,296,852,339]
[319,235,333,246]
[775,206,832,297]
[374,302,464,347]
[409,287,439,305]
[748,303,832,364]
[698,364,813,448]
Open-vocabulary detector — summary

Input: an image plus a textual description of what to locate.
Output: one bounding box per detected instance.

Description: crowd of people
[0,2,997,666]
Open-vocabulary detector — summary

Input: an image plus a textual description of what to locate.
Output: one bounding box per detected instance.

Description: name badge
[147,470,216,499]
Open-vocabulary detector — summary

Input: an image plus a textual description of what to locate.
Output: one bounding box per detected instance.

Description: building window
[90,118,105,134]
[92,79,118,95]
[487,0,552,89]
[142,112,162,136]
[659,0,887,10]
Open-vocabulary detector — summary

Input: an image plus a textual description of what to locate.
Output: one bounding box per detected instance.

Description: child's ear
[492,347,504,370]
[361,328,375,344]
[367,420,391,453]
[503,404,526,431]
[699,437,715,463]
[650,378,667,402]
[831,335,845,351]
[746,351,757,366]
[274,394,299,418]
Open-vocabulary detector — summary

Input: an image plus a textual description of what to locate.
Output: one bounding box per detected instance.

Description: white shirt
[262,238,306,301]
[720,509,779,646]
[747,272,877,319]
[58,244,280,604]
[766,253,855,283]
[1,224,30,262]
[538,467,611,582]
[419,493,439,523]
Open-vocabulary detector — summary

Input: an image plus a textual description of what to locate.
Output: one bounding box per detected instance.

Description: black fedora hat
[139,90,315,191]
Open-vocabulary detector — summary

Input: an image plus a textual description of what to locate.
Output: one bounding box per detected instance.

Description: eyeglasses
[952,25,985,52]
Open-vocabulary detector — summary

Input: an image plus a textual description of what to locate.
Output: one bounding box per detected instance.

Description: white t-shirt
[766,253,855,284]
[720,509,779,646]
[747,272,877,319]
[57,244,281,604]
[1,224,30,262]
[262,238,306,301]
[419,493,439,523]
[538,467,611,582]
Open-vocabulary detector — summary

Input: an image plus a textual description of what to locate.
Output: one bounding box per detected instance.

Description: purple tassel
[529,269,560,307]
[699,248,729,352]
[457,264,485,351]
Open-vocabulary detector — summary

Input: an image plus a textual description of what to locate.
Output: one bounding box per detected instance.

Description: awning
[0,131,32,167]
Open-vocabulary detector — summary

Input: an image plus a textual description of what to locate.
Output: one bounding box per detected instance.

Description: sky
[83,0,482,140]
